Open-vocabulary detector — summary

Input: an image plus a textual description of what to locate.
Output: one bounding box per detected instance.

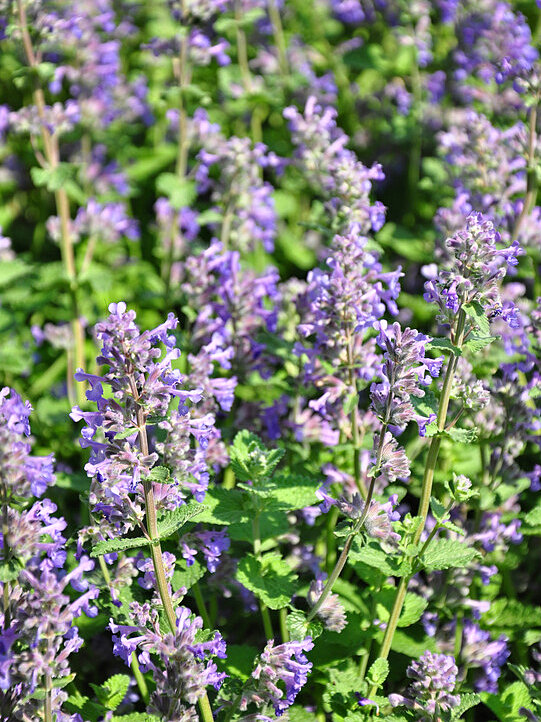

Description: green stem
[346,330,366,498]
[235,0,252,93]
[307,532,356,623]
[193,581,212,629]
[131,654,150,705]
[198,691,215,722]
[279,607,289,643]
[267,0,288,77]
[252,514,274,639]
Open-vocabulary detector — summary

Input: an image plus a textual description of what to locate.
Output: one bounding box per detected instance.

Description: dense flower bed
[0,1,540,721]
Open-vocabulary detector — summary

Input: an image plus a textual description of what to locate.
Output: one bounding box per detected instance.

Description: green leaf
[420,539,479,571]
[451,693,481,720]
[114,427,139,440]
[147,465,172,484]
[430,497,448,522]
[286,609,324,641]
[482,599,541,629]
[463,301,491,336]
[91,536,147,557]
[445,427,478,444]
[172,558,206,592]
[525,504,541,527]
[156,501,203,539]
[463,335,498,353]
[220,644,259,681]
[374,588,428,628]
[236,553,297,609]
[229,431,284,482]
[481,681,533,722]
[391,628,437,657]
[410,388,438,423]
[427,338,461,356]
[262,474,320,512]
[90,674,130,711]
[366,658,389,688]
[196,487,251,525]
[0,561,21,583]
[155,173,197,209]
[350,539,409,577]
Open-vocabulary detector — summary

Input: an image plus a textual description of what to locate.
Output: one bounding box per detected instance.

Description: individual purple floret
[110,602,226,719]
[71,303,210,535]
[461,619,509,692]
[240,638,314,717]
[0,387,55,499]
[389,651,461,720]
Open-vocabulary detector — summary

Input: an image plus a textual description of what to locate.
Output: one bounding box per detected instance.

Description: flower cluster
[389,651,461,720]
[239,638,314,717]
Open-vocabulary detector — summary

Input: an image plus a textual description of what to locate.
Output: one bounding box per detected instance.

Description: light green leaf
[463,335,498,353]
[445,427,478,444]
[156,501,203,539]
[451,693,481,720]
[366,658,389,688]
[236,553,297,609]
[481,681,533,722]
[91,536,147,557]
[196,487,251,525]
[427,337,461,356]
[229,430,284,482]
[482,598,541,629]
[420,539,479,571]
[172,558,206,592]
[155,173,197,209]
[525,504,541,527]
[463,301,491,336]
[90,674,130,711]
[286,609,324,641]
[147,465,172,484]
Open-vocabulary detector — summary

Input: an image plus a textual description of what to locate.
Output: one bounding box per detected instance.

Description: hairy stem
[193,581,212,629]
[267,0,288,76]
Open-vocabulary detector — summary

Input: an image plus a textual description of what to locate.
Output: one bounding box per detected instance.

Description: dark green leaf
[420,539,479,571]
[463,301,491,336]
[156,501,203,539]
[91,536,147,557]
[236,553,297,609]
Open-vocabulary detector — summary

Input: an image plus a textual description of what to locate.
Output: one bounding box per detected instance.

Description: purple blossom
[461,619,509,692]
[110,603,226,719]
[180,530,230,572]
[240,638,314,716]
[307,578,346,631]
[389,651,461,719]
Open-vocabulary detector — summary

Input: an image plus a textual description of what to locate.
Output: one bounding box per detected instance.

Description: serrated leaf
[236,553,297,609]
[90,674,130,711]
[229,430,284,482]
[366,658,389,687]
[374,588,428,628]
[155,173,197,209]
[349,539,409,577]
[111,715,161,722]
[195,487,251,525]
[91,536,147,557]
[147,465,171,484]
[451,693,481,719]
[286,609,324,641]
[220,644,259,681]
[156,501,203,539]
[445,427,478,444]
[410,388,438,420]
[421,539,479,571]
[427,337,461,356]
[463,301,491,336]
[463,335,498,353]
[482,599,541,629]
[481,681,533,722]
[0,561,20,582]
[430,497,448,522]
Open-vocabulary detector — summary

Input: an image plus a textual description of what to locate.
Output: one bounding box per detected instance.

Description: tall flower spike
[71,303,211,536]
